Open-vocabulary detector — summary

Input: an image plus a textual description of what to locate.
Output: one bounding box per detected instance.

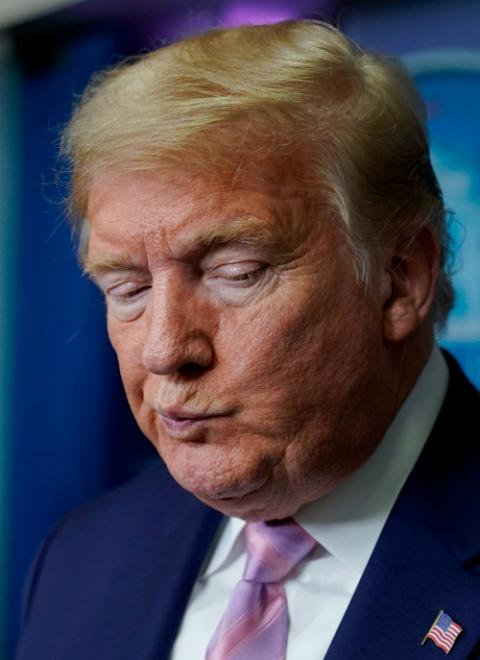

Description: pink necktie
[205,518,317,660]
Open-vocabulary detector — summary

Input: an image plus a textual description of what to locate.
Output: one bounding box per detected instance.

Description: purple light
[222,2,298,27]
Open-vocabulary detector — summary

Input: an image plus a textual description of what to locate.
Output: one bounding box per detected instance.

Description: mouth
[157,407,231,439]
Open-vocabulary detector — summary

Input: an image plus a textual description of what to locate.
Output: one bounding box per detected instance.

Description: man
[16,20,480,660]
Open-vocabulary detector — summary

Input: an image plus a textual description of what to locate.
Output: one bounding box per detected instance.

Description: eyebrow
[195,215,295,252]
[84,214,300,278]
[84,257,141,279]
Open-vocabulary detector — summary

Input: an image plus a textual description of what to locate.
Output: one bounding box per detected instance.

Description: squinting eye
[211,263,267,288]
[106,284,151,320]
[110,285,150,302]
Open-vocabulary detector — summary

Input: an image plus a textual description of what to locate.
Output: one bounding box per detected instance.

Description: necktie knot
[206,517,317,659]
[243,518,316,583]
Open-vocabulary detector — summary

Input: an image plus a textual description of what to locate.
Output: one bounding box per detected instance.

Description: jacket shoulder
[17,462,222,660]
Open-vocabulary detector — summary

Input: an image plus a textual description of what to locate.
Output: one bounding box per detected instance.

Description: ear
[382,227,440,343]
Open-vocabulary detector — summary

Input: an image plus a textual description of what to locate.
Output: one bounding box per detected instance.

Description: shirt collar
[201,346,448,578]
[201,515,245,577]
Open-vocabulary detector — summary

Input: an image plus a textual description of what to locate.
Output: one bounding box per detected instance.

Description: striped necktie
[205,518,317,660]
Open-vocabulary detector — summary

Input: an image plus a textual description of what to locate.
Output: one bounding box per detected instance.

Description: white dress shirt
[170,346,448,659]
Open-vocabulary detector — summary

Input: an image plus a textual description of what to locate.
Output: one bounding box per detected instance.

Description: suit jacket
[16,353,480,659]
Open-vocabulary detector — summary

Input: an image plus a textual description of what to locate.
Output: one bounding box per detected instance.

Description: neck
[389,323,435,416]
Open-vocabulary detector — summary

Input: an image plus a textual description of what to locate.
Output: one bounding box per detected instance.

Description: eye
[210,262,267,288]
[110,285,150,301]
[106,283,151,321]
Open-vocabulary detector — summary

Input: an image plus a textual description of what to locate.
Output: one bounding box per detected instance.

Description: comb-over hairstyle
[61,19,454,326]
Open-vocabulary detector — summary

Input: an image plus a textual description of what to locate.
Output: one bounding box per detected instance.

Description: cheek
[218,291,341,389]
[219,285,382,440]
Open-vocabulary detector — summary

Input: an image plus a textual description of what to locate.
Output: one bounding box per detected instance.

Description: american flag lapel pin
[421,610,463,654]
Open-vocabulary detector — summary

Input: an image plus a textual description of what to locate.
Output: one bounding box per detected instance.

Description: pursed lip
[156,405,232,438]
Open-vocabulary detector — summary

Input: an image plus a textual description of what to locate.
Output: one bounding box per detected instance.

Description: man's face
[86,161,396,521]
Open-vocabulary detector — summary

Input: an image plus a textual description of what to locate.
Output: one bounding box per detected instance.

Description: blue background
[415,68,480,388]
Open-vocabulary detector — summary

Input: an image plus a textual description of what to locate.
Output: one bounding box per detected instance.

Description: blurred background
[0,0,479,656]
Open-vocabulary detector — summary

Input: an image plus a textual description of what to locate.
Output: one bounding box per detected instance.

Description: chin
[182,476,267,506]
[196,484,302,522]
[161,439,280,501]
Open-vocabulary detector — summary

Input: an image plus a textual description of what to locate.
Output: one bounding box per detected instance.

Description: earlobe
[382,227,440,343]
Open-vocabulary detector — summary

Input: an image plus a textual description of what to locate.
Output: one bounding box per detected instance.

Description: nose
[142,280,214,376]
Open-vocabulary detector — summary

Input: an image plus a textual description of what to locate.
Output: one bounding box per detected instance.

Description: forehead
[85,158,316,263]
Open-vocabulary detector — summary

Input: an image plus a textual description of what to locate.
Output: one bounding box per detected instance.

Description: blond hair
[61,19,453,326]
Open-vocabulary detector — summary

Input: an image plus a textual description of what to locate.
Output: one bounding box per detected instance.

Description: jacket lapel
[325,354,480,660]
[139,480,223,659]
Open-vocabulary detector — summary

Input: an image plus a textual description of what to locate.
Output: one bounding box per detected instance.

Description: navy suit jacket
[16,353,480,659]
